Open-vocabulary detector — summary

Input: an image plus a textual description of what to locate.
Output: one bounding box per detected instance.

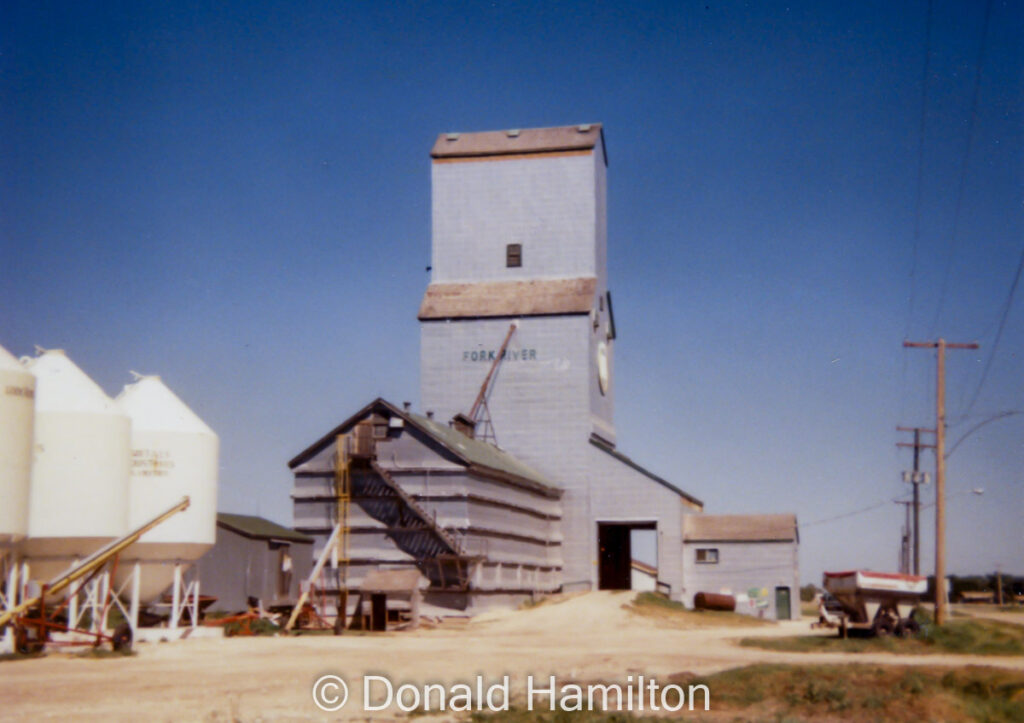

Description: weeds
[742,617,1024,657]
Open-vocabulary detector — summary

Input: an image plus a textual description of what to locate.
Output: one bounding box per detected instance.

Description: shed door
[775,586,791,620]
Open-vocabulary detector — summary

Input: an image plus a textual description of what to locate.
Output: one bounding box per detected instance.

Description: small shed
[190,513,313,613]
[682,513,799,620]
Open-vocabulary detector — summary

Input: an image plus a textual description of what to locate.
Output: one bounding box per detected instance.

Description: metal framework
[0,497,192,653]
[284,433,350,632]
[334,433,351,628]
[468,322,517,445]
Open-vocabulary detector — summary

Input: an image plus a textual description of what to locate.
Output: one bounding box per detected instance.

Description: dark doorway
[370,593,387,631]
[598,524,632,590]
[775,587,791,620]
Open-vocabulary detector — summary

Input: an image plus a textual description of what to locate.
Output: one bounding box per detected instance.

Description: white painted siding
[682,535,800,620]
[431,153,598,283]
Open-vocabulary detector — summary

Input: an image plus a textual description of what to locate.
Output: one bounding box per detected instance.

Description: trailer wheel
[13,625,44,655]
[873,616,895,637]
[111,623,133,653]
[897,618,920,638]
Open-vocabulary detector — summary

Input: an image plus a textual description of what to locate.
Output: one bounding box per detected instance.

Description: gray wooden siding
[681,535,800,620]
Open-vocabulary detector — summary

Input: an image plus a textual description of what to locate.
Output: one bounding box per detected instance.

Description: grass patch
[741,617,1024,657]
[921,617,1024,655]
[468,665,1024,721]
[627,592,772,628]
[697,663,1024,722]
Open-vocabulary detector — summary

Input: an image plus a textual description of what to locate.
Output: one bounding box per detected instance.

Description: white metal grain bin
[114,375,218,602]
[20,350,131,582]
[0,344,34,550]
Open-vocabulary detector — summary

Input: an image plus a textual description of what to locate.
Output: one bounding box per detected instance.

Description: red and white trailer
[820,570,927,637]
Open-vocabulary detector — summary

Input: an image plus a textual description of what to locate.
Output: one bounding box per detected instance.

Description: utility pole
[895,500,913,573]
[897,426,935,575]
[904,338,979,625]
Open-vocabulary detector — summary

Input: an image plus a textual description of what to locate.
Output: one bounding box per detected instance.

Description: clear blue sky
[3,1,1021,584]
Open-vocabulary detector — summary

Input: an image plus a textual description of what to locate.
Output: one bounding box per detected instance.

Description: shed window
[696,548,719,564]
[506,243,522,267]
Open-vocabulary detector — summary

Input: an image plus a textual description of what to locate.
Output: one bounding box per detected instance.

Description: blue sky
[3,0,1021,584]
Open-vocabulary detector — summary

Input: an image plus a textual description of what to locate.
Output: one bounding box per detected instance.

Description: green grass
[700,663,1024,722]
[921,617,1024,655]
[467,665,1024,722]
[627,592,772,628]
[740,617,1024,657]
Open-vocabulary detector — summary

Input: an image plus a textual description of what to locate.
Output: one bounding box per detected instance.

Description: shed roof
[431,124,603,159]
[419,278,596,320]
[217,513,313,544]
[683,514,798,543]
[288,398,561,497]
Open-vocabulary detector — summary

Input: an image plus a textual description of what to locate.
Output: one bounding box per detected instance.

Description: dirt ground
[2,592,1022,721]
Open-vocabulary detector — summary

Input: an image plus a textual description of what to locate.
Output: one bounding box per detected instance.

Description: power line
[947,410,1022,457]
[801,500,891,528]
[956,246,1024,421]
[929,0,994,335]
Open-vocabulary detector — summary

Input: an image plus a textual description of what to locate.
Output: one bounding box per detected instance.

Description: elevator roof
[431,124,604,159]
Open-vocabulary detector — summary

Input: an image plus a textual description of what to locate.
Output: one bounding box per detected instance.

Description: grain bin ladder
[0,497,191,633]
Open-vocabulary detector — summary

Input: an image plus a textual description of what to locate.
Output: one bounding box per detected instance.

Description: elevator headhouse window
[506,243,522,268]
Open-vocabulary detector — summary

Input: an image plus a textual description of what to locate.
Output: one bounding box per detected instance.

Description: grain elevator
[291,124,798,616]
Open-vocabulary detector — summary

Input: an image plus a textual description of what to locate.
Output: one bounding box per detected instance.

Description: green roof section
[408,411,559,494]
[217,512,313,543]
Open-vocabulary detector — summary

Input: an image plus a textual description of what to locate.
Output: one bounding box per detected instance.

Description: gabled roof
[217,513,313,544]
[288,398,561,497]
[419,278,596,320]
[589,435,704,509]
[683,514,799,543]
[431,124,604,160]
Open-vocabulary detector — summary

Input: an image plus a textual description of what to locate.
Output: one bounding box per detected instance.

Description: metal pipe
[0,496,190,629]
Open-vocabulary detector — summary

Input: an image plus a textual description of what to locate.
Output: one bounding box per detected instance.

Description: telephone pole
[903,338,979,625]
[897,426,935,575]
[895,499,913,573]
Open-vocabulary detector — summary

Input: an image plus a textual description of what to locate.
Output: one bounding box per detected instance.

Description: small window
[506,243,522,267]
[696,548,719,564]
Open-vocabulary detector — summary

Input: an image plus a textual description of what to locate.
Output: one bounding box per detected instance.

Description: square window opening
[696,548,719,564]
